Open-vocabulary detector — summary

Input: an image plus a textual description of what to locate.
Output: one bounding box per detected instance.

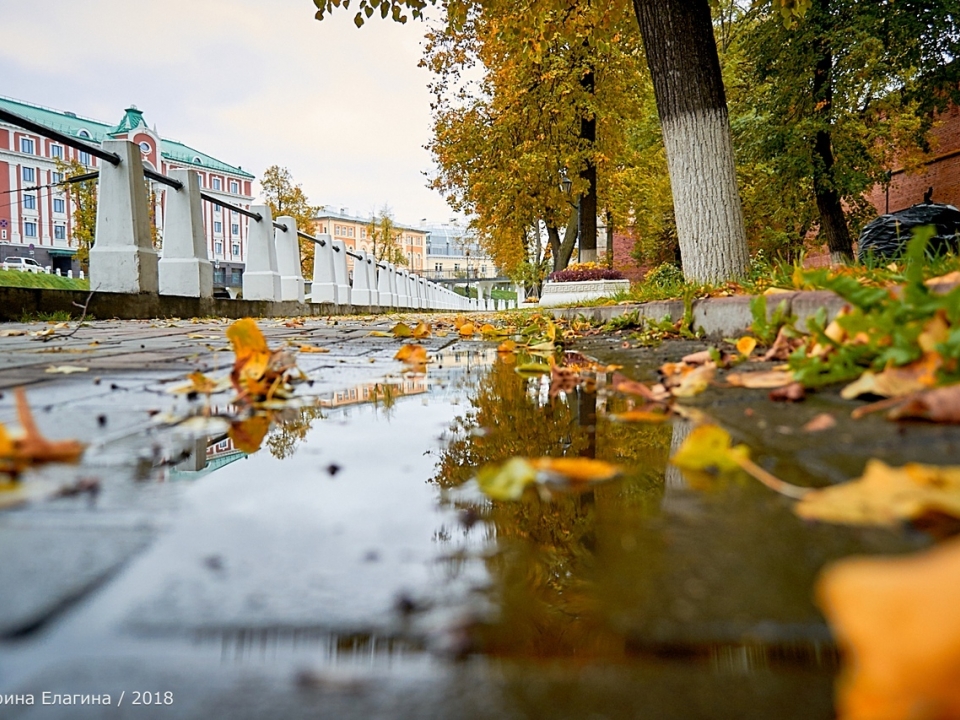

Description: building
[0,96,254,286]
[313,208,428,273]
[423,222,498,280]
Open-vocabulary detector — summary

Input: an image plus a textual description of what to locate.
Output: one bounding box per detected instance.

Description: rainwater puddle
[0,344,928,718]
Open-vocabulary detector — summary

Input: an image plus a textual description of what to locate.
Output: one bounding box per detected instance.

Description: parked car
[3,257,45,273]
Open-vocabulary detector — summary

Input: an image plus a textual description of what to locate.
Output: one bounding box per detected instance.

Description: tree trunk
[631,0,749,283]
[811,0,853,263]
[558,206,579,270]
[605,210,614,267]
[579,64,598,264]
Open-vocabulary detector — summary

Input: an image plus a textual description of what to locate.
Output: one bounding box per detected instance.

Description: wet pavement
[0,317,950,718]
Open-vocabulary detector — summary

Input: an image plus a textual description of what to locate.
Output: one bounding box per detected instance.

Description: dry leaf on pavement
[0,388,85,475]
[297,344,330,354]
[887,383,960,423]
[817,537,960,720]
[841,353,941,400]
[736,336,757,358]
[803,413,837,433]
[394,344,428,369]
[769,382,806,402]
[795,459,960,526]
[726,369,795,389]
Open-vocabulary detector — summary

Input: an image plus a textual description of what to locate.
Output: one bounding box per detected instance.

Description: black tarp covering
[857,203,960,261]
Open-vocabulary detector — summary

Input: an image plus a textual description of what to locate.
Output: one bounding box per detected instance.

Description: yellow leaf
[841,354,941,400]
[368,330,393,337]
[477,457,536,500]
[459,322,476,337]
[391,322,413,338]
[610,410,670,423]
[670,424,749,474]
[480,323,503,337]
[298,344,330,353]
[226,318,269,360]
[497,339,517,354]
[228,416,270,454]
[795,459,960,526]
[531,457,621,484]
[817,537,960,720]
[726,369,795,389]
[514,362,550,377]
[413,321,431,339]
[671,363,715,397]
[394,344,428,367]
[736,336,757,357]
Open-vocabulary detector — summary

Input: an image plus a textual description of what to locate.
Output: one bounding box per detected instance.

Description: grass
[0,269,89,291]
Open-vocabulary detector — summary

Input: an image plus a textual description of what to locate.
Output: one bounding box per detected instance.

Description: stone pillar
[242,204,282,301]
[514,283,526,306]
[275,215,304,303]
[89,140,158,293]
[396,269,409,309]
[351,249,374,308]
[331,239,350,306]
[311,234,336,303]
[369,258,381,308]
[159,168,213,298]
[388,264,399,309]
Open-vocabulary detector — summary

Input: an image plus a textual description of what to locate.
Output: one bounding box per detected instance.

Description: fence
[0,106,512,312]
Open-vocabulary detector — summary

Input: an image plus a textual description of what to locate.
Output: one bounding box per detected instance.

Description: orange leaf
[413,321,431,339]
[297,344,330,354]
[458,322,476,337]
[817,538,960,720]
[736,336,757,357]
[531,457,621,483]
[726,369,795,389]
[610,409,669,423]
[1,388,85,474]
[395,344,428,367]
[497,339,517,354]
[228,416,270,454]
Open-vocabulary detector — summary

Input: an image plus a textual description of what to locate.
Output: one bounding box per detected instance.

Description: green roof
[0,96,254,179]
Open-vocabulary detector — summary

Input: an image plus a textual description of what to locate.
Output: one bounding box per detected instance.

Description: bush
[643,262,684,288]
[548,262,625,283]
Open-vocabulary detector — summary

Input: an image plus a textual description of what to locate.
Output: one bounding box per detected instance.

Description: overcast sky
[0,0,458,226]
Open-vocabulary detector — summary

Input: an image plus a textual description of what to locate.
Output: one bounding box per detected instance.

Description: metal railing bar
[63,170,100,185]
[0,108,123,166]
[297,230,326,247]
[273,222,288,232]
[143,167,183,191]
[199,191,262,222]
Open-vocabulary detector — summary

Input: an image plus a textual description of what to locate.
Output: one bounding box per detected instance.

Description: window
[51,144,63,159]
[454,263,460,272]
[20,137,35,154]
[231,223,239,235]
[231,269,242,285]
[77,129,91,139]
[24,222,37,237]
[214,221,222,234]
[214,267,226,285]
[481,265,487,275]
[53,198,65,214]
[229,180,239,194]
[214,241,223,255]
[22,167,35,183]
[23,194,36,210]
[139,141,151,154]
[79,151,91,165]
[51,172,63,184]
[214,203,222,214]
[435,263,442,272]
[232,243,240,256]
[212,177,222,191]
[54,225,66,240]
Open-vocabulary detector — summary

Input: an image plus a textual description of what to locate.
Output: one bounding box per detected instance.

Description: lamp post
[560,171,580,264]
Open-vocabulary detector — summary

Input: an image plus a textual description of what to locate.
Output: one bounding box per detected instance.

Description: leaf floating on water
[228,416,271,454]
[44,365,88,374]
[394,344,428,369]
[795,459,960,527]
[726,369,794,389]
[670,362,715,398]
[476,457,536,500]
[514,361,550,377]
[0,388,85,475]
[817,538,960,720]
[497,339,517,354]
[476,456,621,501]
[531,457,621,484]
[610,409,670,423]
[671,424,748,474]
[614,379,670,403]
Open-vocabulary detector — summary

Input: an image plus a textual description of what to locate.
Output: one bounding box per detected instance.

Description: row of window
[20,195,66,213]
[19,222,66,239]
[213,241,242,257]
[19,138,90,165]
[334,224,357,238]
[212,222,241,236]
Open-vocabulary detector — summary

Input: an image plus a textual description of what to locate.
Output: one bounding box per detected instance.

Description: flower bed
[538,262,629,307]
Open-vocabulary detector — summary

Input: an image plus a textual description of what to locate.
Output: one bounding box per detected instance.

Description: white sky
[0,0,458,226]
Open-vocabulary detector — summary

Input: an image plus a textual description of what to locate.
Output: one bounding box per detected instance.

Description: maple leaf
[817,538,960,720]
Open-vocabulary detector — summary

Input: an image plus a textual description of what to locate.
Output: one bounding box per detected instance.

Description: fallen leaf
[532,457,621,484]
[514,361,550,377]
[368,330,393,337]
[795,459,960,526]
[681,350,713,366]
[817,538,960,720]
[413,321,431,339]
[0,388,85,475]
[886,383,960,423]
[226,318,297,404]
[391,322,413,338]
[298,344,330,354]
[736,336,757,358]
[0,329,26,337]
[497,339,517,354]
[549,362,580,398]
[476,457,536,500]
[458,322,476,337]
[476,456,621,501]
[763,326,802,362]
[670,362,716,398]
[670,424,749,474]
[925,270,960,288]
[614,379,670,403]
[841,354,941,400]
[394,344,428,368]
[610,409,670,423]
[803,413,837,433]
[769,382,806,402]
[726,369,795,389]
[167,371,230,395]
[228,416,270,454]
[44,365,88,374]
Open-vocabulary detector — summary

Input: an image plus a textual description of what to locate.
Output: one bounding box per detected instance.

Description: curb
[543,289,848,338]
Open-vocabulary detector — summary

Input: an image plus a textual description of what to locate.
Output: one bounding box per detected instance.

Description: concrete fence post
[331,239,350,306]
[368,257,380,308]
[242,204,282,301]
[311,234,337,303]
[351,249,374,308]
[274,216,304,303]
[89,139,158,293]
[395,269,409,309]
[67,269,73,279]
[159,168,213,298]
[376,262,393,308]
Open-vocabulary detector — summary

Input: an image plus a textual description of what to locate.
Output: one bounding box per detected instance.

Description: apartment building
[424,223,497,280]
[313,208,428,273]
[0,96,254,285]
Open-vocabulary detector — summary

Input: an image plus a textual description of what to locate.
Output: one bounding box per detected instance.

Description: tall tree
[260,165,320,276]
[367,206,408,265]
[55,158,97,271]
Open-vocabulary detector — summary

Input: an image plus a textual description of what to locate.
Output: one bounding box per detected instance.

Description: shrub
[548,262,625,283]
[644,262,684,288]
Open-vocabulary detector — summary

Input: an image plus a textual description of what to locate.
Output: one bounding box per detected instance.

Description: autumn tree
[366,206,408,265]
[55,158,97,271]
[260,165,320,276]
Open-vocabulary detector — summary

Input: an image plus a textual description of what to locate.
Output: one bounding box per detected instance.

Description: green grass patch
[0,269,89,291]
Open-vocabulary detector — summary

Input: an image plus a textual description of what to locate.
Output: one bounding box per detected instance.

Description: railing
[0,106,515,311]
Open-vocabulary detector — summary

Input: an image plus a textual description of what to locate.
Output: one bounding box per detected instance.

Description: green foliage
[56,158,96,271]
[366,207,407,265]
[749,295,795,345]
[644,263,684,288]
[0,269,89,291]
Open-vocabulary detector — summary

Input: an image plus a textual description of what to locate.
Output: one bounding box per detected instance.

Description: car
[3,257,45,273]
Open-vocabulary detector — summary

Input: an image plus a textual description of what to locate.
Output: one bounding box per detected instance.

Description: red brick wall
[866,104,960,214]
[612,231,645,282]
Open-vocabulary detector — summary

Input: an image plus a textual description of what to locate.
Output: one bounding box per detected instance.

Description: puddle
[0,344,931,717]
